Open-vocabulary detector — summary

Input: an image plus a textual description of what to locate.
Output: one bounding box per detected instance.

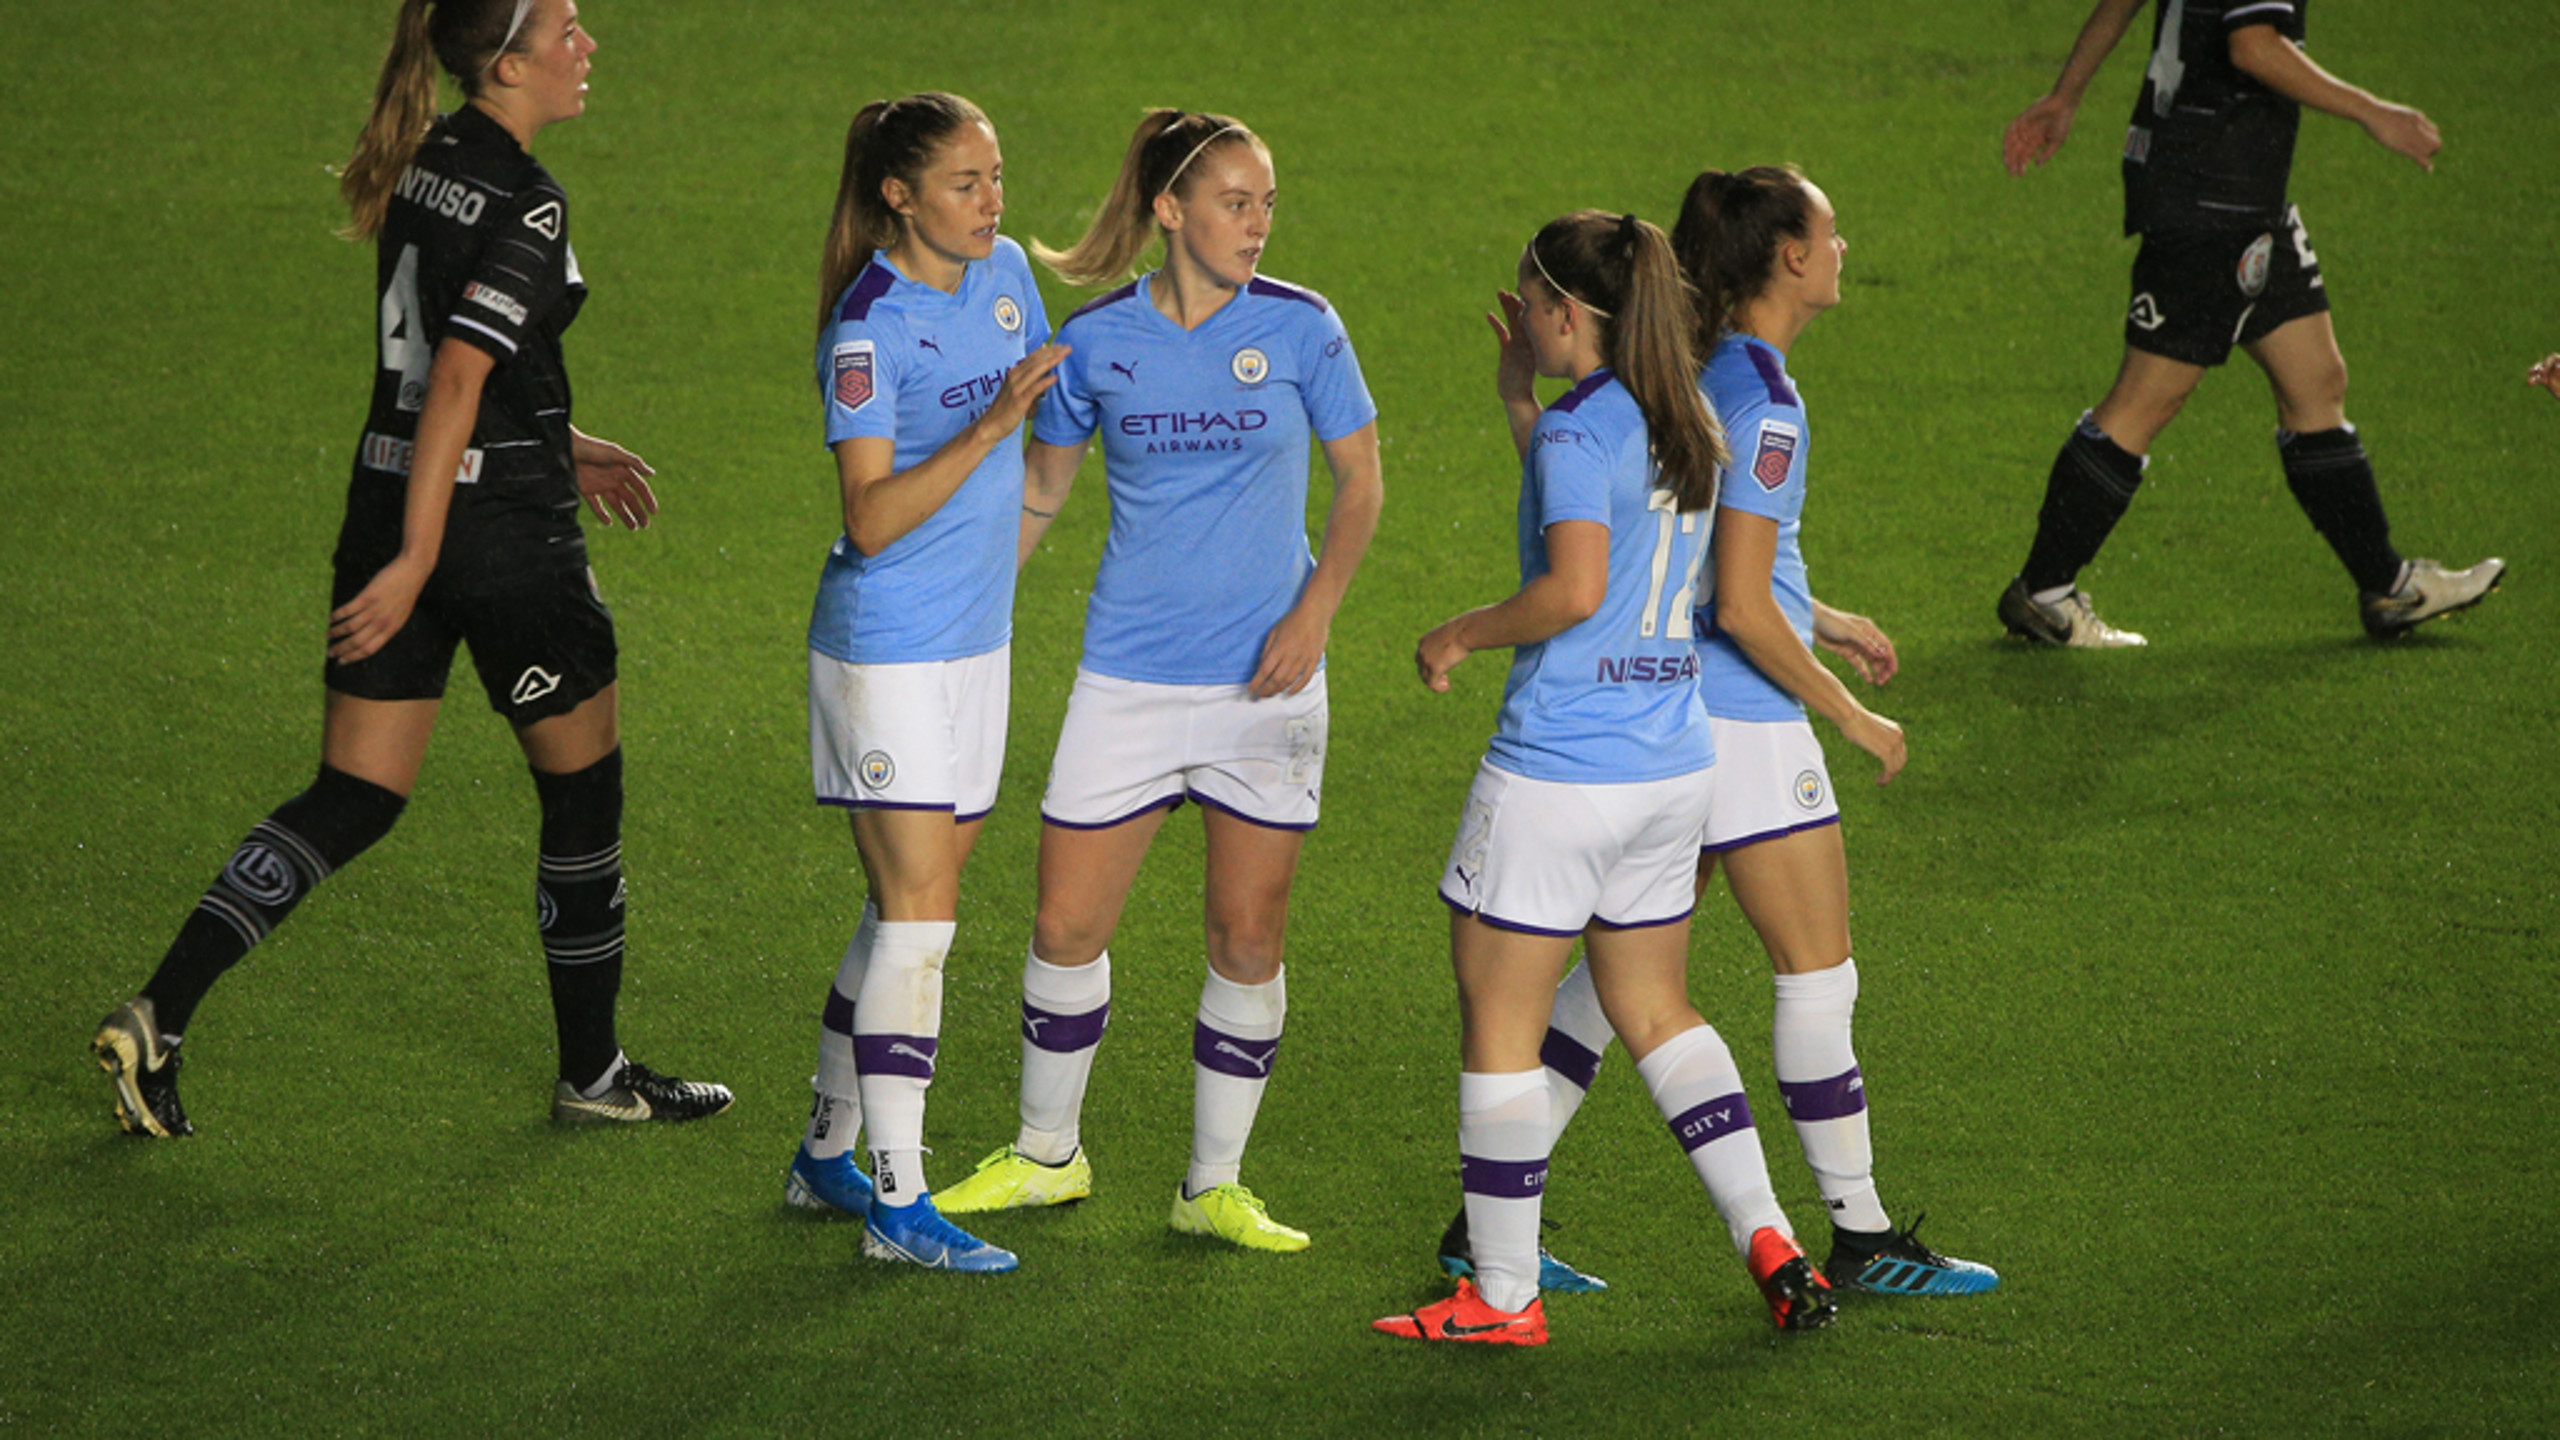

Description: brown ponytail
[1032,108,1261,288]
[1527,210,1728,512]
[1670,166,1815,356]
[816,91,988,337]
[339,0,539,240]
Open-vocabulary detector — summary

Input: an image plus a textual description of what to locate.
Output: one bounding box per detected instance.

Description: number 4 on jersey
[380,243,431,413]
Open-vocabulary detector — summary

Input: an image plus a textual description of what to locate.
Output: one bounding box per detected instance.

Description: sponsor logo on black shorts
[511,667,562,706]
[2128,293,2166,332]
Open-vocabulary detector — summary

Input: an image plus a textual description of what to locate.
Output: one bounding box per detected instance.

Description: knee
[2279,357,2349,430]
[278,764,408,865]
[1204,908,1288,985]
[1032,908,1110,968]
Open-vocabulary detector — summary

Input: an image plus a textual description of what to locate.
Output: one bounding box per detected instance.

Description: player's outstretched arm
[2531,354,2560,400]
[2228,26,2440,170]
[571,426,658,530]
[2004,0,2149,176]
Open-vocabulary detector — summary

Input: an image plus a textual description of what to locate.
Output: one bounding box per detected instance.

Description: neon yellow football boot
[1169,1182,1310,1253]
[934,1144,1092,1214]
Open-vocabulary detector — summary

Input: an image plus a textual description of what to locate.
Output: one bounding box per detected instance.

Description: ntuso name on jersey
[393,166,488,226]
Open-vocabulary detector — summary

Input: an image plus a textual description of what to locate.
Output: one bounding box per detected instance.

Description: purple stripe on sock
[1667,1091,1756,1152]
[1023,1001,1109,1054]
[852,1033,938,1080]
[1193,1022,1280,1079]
[1540,1030,1603,1091]
[1780,1067,1866,1122]
[821,987,855,1036]
[1459,1153,1548,1197]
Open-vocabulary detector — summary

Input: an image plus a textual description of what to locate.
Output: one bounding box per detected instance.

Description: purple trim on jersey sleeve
[1779,1067,1867,1123]
[821,986,856,1035]
[1700,814,1839,854]
[1539,1030,1604,1091]
[1460,1153,1549,1198]
[1024,1001,1110,1054]
[1040,792,1187,832]
[1666,1090,1756,1152]
[853,1032,938,1080]
[1187,790,1318,833]
[1193,1023,1281,1079]
[1548,368,1614,416]
[1066,279,1144,324]
[1247,276,1331,312]
[1440,890,1583,938]
[836,263,897,323]
[1744,342,1800,409]
[1588,904,1696,933]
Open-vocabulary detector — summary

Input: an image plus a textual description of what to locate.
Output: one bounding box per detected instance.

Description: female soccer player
[1476,169,1997,1304]
[932,110,1383,1253]
[1995,0,2500,644]
[784,92,1067,1274]
[90,0,730,1137]
[1374,210,1831,1347]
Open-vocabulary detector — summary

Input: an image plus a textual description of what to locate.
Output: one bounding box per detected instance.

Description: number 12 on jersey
[1638,487,1709,641]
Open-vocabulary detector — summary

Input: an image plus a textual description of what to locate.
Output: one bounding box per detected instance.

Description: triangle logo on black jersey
[523,201,563,240]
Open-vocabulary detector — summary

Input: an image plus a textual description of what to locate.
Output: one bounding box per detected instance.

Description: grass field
[5,1,2556,1435]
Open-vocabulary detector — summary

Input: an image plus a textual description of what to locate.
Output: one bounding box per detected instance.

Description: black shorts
[325,563,617,726]
[2124,204,2330,367]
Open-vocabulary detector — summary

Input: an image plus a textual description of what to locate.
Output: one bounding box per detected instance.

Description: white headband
[478,0,538,76]
[1526,239,1611,319]
[1163,123,1249,195]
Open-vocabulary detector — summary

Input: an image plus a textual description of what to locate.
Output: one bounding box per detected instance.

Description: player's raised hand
[572,429,659,529]
[2531,353,2560,399]
[2003,94,2077,176]
[982,343,1070,436]
[1487,290,1535,405]
[2363,102,2440,170]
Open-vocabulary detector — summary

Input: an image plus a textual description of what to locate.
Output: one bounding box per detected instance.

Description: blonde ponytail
[339,0,440,239]
[1033,108,1259,288]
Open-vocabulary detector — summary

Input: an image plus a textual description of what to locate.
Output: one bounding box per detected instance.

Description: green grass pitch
[4,1,2554,1434]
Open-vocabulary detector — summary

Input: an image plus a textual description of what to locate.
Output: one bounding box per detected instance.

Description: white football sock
[1187,965,1285,1197]
[1017,947,1111,1165]
[854,919,952,1206]
[804,901,878,1160]
[1459,1069,1550,1315]
[1773,959,1889,1234]
[1638,1023,1788,1256]
[1543,955,1614,1145]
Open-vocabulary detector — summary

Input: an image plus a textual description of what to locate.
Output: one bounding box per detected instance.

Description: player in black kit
[89,0,730,1136]
[1997,0,2503,645]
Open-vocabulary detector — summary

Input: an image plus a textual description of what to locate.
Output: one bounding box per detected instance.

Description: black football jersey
[2121,0,2307,235]
[336,104,589,593]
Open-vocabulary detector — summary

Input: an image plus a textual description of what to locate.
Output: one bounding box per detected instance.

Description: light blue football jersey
[808,238,1052,665]
[1693,334,1817,723]
[1031,273,1376,685]
[1484,371,1715,785]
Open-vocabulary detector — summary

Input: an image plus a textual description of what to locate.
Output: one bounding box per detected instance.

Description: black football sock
[141,766,406,1038]
[2020,412,2147,595]
[533,748,625,1089]
[2278,424,2405,595]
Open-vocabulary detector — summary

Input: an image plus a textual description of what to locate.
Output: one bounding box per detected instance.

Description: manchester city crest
[994,295,1024,333]
[860,750,896,790]
[1794,769,1827,810]
[1231,347,1270,385]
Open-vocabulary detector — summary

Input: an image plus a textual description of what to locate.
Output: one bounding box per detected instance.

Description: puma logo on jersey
[1109,360,1139,383]
[918,336,943,356]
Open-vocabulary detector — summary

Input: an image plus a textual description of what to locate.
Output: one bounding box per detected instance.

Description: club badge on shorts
[1794,769,1827,810]
[1231,347,1269,385]
[860,750,896,790]
[2237,233,2273,298]
[994,295,1024,334]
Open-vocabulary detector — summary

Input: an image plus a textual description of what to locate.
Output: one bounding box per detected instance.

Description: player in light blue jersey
[786,92,1068,1275]
[935,110,1382,1255]
[1527,168,1996,1304]
[1377,211,1830,1349]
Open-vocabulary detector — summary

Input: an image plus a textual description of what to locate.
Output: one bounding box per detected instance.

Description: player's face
[506,0,596,127]
[1165,142,1275,290]
[1514,259,1580,379]
[892,121,1007,271]
[1797,183,1845,311]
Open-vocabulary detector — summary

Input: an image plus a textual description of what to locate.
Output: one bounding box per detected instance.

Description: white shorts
[1439,760,1714,936]
[1041,668,1328,831]
[1700,715,1840,852]
[810,645,1010,822]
